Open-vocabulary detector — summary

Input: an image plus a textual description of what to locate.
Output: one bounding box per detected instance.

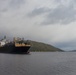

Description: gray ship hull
[0,43,30,54]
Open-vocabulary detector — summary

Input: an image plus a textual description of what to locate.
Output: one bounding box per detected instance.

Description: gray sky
[0,0,76,51]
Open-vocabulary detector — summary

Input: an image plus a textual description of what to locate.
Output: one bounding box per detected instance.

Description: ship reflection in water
[0,36,31,54]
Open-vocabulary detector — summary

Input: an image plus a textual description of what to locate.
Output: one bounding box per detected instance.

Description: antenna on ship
[13,37,16,43]
[4,36,6,39]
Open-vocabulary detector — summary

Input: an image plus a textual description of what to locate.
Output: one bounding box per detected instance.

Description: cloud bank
[0,0,76,51]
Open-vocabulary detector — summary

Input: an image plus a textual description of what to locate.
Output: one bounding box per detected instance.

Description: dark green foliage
[27,40,63,52]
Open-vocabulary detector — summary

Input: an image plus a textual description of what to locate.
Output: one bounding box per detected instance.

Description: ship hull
[0,44,30,54]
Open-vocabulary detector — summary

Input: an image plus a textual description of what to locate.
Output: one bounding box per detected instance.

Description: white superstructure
[0,36,9,46]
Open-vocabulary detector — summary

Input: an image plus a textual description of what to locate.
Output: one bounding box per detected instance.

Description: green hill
[27,40,63,52]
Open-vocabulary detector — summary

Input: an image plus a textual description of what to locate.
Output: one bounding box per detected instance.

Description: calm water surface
[0,52,76,75]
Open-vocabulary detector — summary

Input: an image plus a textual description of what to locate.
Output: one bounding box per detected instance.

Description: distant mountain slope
[27,40,63,52]
[69,50,76,52]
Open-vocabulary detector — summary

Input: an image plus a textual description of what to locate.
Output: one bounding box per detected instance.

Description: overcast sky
[0,0,76,51]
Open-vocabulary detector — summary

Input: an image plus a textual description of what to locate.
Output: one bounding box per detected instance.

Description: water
[0,52,76,75]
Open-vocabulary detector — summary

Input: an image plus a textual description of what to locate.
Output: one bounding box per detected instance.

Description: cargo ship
[0,36,31,54]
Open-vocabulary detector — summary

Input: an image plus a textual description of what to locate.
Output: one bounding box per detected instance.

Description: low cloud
[55,40,76,51]
[0,0,25,13]
[0,0,76,51]
[28,7,51,17]
[9,0,25,9]
[42,4,76,25]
